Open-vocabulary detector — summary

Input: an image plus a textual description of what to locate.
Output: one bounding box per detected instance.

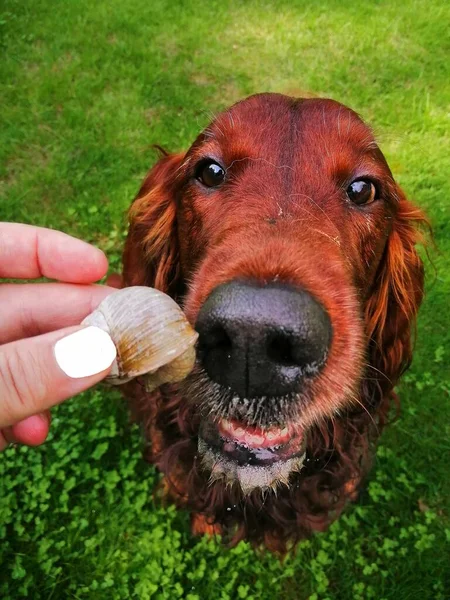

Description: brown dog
[122,93,427,552]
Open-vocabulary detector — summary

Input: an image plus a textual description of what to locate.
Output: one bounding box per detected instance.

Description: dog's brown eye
[196,160,226,188]
[346,179,377,205]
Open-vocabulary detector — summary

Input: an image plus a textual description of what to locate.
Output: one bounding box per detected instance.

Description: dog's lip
[217,418,294,449]
[199,418,305,467]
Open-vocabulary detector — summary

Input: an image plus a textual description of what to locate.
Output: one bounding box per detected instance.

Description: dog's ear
[123,151,184,296]
[365,188,429,389]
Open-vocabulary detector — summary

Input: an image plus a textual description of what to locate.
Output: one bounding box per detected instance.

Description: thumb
[105,272,123,289]
[0,326,117,428]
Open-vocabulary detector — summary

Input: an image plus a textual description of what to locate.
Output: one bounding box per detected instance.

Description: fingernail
[54,326,117,378]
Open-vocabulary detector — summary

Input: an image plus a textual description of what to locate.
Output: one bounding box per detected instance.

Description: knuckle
[0,349,26,420]
[0,346,47,421]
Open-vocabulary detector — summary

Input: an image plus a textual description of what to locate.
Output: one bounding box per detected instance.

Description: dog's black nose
[196,281,332,398]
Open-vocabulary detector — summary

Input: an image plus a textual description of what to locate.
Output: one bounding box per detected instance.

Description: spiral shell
[81,286,198,390]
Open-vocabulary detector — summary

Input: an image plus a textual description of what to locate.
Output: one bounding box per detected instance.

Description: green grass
[1,0,449,598]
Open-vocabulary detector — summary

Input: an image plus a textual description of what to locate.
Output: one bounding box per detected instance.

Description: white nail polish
[54,326,117,379]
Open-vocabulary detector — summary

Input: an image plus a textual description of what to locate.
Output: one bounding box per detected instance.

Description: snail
[81,286,198,392]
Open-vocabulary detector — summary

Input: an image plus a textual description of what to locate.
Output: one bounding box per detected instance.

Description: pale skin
[0,223,121,451]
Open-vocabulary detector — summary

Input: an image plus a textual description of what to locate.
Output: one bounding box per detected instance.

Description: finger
[105,273,123,289]
[1,427,15,445]
[0,283,118,344]
[0,325,117,428]
[1,412,51,447]
[11,412,51,446]
[0,222,108,282]
[0,430,8,451]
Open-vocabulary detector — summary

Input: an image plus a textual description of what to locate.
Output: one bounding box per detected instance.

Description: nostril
[200,325,232,352]
[266,333,297,367]
[266,328,329,370]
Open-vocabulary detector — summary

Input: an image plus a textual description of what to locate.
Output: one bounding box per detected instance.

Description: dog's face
[167,95,397,492]
[125,93,425,497]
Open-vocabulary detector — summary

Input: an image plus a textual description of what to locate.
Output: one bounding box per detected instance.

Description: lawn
[1,0,449,598]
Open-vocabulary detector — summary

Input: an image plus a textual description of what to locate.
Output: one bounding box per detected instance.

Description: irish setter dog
[121,93,427,553]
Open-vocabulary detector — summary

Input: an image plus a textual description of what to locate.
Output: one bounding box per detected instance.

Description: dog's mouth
[198,417,306,494]
[200,418,305,466]
[180,367,309,492]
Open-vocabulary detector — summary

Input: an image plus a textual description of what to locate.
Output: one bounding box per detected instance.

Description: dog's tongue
[217,418,293,449]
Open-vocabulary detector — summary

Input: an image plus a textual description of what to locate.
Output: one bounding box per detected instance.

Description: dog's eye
[196,160,226,188]
[346,179,377,205]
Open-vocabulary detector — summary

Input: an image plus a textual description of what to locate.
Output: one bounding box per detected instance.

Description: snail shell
[81,286,198,391]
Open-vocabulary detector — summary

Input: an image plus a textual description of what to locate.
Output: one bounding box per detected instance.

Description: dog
[121,93,427,552]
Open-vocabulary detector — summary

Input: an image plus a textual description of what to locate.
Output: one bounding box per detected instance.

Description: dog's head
[124,93,426,494]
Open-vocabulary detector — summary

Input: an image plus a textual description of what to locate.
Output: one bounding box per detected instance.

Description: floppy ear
[365,189,429,390]
[123,151,185,296]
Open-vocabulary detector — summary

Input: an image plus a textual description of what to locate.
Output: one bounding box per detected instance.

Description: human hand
[0,223,120,450]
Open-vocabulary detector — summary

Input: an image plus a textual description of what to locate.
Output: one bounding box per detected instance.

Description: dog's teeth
[248,433,265,446]
[220,419,232,434]
[217,417,297,449]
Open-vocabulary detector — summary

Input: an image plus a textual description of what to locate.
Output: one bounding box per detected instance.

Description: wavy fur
[122,94,428,553]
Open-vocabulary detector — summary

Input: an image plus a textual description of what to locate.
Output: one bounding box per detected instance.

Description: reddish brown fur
[122,94,428,553]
